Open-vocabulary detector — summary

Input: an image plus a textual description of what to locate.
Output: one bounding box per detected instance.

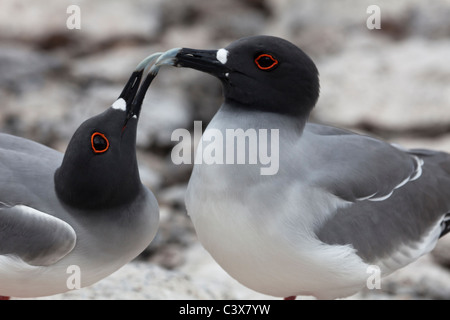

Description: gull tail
[440,214,450,238]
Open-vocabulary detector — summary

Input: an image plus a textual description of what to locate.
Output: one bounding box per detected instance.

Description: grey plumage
[0,56,161,297]
[155,35,450,298]
[314,138,450,263]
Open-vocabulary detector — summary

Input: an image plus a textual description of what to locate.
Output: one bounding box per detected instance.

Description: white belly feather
[186,161,371,299]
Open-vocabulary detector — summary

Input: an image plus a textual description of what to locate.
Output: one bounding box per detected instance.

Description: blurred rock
[352,254,450,300]
[0,80,78,147]
[152,205,195,249]
[159,0,271,42]
[313,36,450,131]
[161,159,194,187]
[407,2,450,39]
[0,44,63,91]
[0,0,162,44]
[432,235,450,269]
[147,243,186,270]
[51,83,124,143]
[137,150,166,191]
[183,72,223,123]
[70,45,158,83]
[142,204,195,269]
[270,0,450,41]
[21,261,229,300]
[389,134,450,154]
[137,83,192,149]
[158,184,188,209]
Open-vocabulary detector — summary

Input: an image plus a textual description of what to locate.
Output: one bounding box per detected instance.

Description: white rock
[314,37,450,130]
[18,261,222,300]
[0,0,161,42]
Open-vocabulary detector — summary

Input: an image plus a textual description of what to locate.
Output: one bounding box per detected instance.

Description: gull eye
[91,132,109,154]
[254,54,278,71]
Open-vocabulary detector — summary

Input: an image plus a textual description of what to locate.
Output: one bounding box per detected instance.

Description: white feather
[375,217,443,274]
[111,98,126,111]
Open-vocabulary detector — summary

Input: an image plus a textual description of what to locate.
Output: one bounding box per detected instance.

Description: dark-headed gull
[156,35,450,299]
[0,53,162,299]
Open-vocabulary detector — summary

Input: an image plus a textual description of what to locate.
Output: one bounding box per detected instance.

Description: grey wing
[0,133,73,265]
[303,126,424,202]
[305,122,356,136]
[311,131,450,271]
[0,204,76,266]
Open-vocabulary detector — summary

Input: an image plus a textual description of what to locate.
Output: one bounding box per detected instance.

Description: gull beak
[154,47,182,68]
[155,47,229,78]
[118,52,163,122]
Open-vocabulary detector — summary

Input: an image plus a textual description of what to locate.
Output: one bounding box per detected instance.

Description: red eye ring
[91,132,109,154]
[254,54,278,70]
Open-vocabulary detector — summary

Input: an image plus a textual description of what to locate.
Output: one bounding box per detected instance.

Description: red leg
[0,296,10,300]
[284,296,296,300]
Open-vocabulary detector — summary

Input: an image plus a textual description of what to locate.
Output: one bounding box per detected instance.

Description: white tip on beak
[155,47,182,67]
[135,52,163,72]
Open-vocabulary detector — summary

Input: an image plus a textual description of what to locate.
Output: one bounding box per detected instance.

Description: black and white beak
[115,52,163,125]
[155,47,230,78]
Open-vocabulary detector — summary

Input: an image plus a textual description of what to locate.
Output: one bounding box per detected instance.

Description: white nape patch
[225,73,230,78]
[111,98,126,111]
[216,48,229,64]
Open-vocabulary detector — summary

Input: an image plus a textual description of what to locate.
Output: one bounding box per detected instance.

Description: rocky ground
[2,0,450,300]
